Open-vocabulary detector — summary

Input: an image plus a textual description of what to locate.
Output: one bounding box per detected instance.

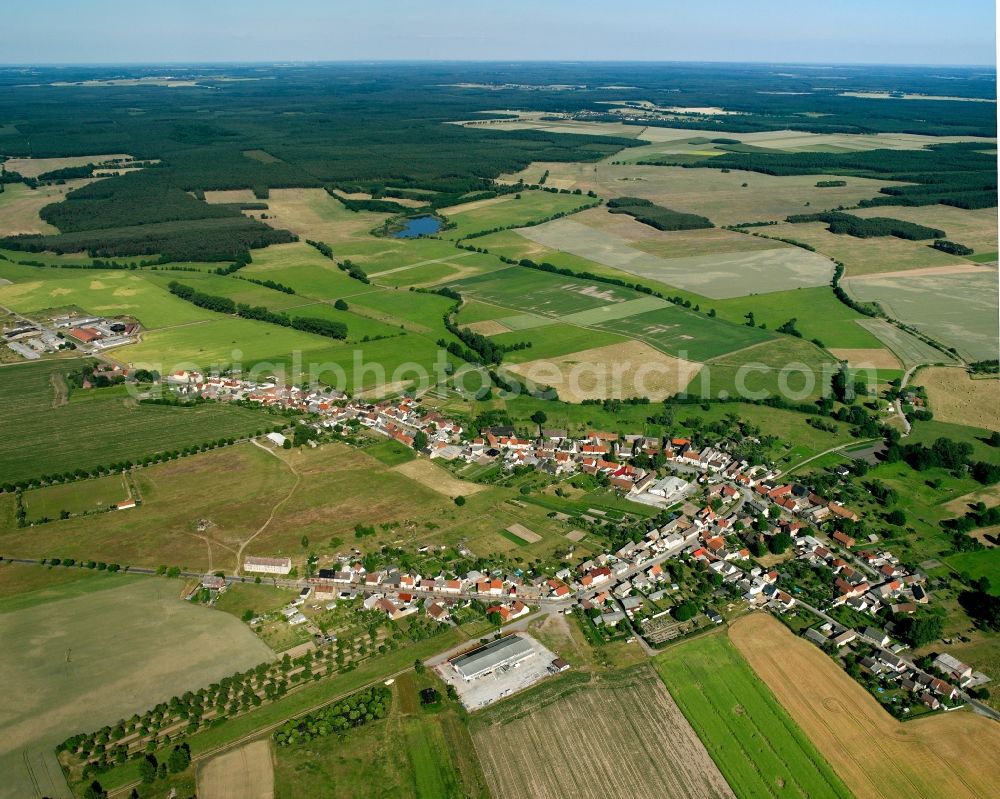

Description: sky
[3,0,996,66]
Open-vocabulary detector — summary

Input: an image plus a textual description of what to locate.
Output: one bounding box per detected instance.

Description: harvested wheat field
[506,523,542,543]
[391,457,486,498]
[473,666,734,799]
[2,153,132,178]
[257,188,388,241]
[203,188,259,204]
[463,319,511,336]
[828,348,902,371]
[730,613,1000,799]
[506,341,702,402]
[0,181,81,236]
[918,367,1000,430]
[198,739,275,799]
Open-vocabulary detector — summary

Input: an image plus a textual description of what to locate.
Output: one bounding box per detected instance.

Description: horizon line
[0,58,996,69]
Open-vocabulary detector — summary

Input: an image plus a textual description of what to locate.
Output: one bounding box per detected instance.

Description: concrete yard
[435,634,561,711]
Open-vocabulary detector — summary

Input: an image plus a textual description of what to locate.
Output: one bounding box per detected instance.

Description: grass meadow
[0,266,214,329]
[441,191,597,240]
[685,337,837,402]
[0,440,589,572]
[0,360,270,485]
[21,473,131,521]
[597,304,774,361]
[712,287,885,350]
[274,672,489,799]
[655,631,852,799]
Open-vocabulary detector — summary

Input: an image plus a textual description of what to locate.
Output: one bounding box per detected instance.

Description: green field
[0,360,270,485]
[453,299,514,324]
[143,270,310,311]
[688,337,835,402]
[448,266,640,316]
[21,473,131,521]
[0,576,274,799]
[655,632,852,799]
[946,549,1000,593]
[442,191,598,239]
[0,266,213,329]
[490,321,626,362]
[349,287,456,333]
[114,314,449,390]
[712,287,885,350]
[597,304,774,361]
[362,437,418,466]
[242,242,383,300]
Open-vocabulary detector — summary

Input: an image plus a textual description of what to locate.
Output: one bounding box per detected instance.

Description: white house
[244,556,293,575]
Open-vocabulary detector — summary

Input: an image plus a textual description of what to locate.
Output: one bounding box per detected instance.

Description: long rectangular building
[451,634,534,681]
[244,556,292,575]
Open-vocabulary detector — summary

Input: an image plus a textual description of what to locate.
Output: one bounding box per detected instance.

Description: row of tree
[168,281,347,339]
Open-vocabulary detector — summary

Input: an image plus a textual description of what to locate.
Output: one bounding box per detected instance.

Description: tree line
[168,281,347,339]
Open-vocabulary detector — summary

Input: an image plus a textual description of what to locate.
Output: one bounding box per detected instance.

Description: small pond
[391,215,442,238]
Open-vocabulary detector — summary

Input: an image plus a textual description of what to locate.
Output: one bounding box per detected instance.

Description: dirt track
[729,613,1000,799]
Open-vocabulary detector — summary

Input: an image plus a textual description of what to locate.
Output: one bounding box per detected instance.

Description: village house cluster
[172,371,982,714]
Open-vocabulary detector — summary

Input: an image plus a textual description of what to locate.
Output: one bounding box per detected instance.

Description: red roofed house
[832,530,856,548]
[68,327,101,344]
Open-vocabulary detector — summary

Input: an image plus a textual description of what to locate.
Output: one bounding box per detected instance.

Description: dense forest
[785,211,944,240]
[607,197,714,230]
[0,63,994,259]
[674,142,997,210]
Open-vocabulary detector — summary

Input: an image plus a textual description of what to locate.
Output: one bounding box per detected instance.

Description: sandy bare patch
[506,341,702,402]
[442,195,510,215]
[392,458,485,498]
[330,189,426,209]
[565,529,585,542]
[203,189,259,204]
[828,348,902,370]
[846,263,995,281]
[506,523,542,543]
[730,613,1000,799]
[3,154,132,178]
[259,188,388,242]
[354,379,413,399]
[463,319,511,336]
[943,484,1000,515]
[918,367,1000,430]
[198,740,274,799]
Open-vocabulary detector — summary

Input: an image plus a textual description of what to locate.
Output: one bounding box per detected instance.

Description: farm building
[451,635,535,681]
[266,432,288,447]
[244,556,292,575]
